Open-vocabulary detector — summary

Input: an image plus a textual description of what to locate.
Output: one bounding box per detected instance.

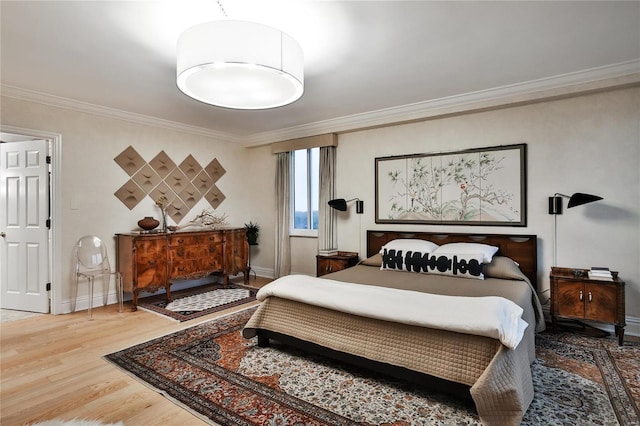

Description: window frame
[290,147,319,237]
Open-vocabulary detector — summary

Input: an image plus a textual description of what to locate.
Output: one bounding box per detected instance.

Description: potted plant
[245,221,260,245]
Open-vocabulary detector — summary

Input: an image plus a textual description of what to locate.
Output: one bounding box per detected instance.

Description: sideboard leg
[132,290,139,311]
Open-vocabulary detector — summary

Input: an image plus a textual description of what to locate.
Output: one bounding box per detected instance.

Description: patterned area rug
[105,308,639,425]
[137,284,257,322]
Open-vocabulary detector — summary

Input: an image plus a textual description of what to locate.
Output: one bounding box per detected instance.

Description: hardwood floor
[0,277,271,426]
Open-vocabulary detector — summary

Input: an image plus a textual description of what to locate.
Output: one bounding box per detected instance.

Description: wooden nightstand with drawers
[316,252,359,277]
[550,267,626,345]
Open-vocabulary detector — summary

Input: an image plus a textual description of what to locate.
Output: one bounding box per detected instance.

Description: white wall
[337,88,639,320]
[3,87,639,330]
[244,144,276,276]
[1,96,250,312]
[247,87,640,329]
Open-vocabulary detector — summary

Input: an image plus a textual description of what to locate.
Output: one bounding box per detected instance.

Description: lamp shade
[567,192,603,208]
[328,199,348,211]
[177,20,304,109]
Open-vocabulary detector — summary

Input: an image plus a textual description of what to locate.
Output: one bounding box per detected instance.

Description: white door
[0,139,50,313]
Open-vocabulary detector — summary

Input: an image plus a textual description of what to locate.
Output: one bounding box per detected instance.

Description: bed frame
[254,231,539,400]
[367,230,538,289]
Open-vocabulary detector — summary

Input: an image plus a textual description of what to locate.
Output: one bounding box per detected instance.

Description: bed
[243,230,544,426]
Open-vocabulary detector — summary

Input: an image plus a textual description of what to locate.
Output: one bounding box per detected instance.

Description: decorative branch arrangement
[175,208,229,230]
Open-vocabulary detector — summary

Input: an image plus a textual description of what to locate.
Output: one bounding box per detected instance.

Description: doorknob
[0,232,5,238]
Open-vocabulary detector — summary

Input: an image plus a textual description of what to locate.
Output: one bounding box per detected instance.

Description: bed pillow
[379,239,439,254]
[484,256,525,280]
[360,253,382,267]
[380,248,485,279]
[433,243,498,263]
[425,252,485,279]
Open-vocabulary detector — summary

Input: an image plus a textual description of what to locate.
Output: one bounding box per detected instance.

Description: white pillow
[379,239,439,254]
[424,252,485,279]
[433,243,498,263]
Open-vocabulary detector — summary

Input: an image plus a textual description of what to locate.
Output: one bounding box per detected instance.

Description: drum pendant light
[176,20,304,110]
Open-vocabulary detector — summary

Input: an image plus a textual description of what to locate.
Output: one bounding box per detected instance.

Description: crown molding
[0,84,244,144]
[243,59,640,146]
[3,60,639,148]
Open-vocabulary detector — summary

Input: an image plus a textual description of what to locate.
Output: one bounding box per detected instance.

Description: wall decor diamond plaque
[204,184,226,209]
[179,154,202,181]
[178,183,202,210]
[205,158,226,183]
[114,146,145,176]
[132,164,162,193]
[193,170,213,195]
[149,151,177,179]
[114,180,146,210]
[149,182,177,206]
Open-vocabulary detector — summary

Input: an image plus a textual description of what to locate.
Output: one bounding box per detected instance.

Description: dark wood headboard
[366,230,538,289]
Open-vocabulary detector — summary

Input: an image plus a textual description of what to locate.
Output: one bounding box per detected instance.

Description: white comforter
[257,274,529,349]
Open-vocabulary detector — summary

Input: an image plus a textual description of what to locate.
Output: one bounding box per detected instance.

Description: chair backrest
[75,235,111,273]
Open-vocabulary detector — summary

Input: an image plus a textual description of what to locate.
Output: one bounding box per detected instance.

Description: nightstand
[550,267,626,345]
[316,251,359,277]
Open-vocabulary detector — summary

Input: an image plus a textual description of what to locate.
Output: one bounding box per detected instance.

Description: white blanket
[257,275,528,349]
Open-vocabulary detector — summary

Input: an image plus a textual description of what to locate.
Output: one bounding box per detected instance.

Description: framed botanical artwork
[375,144,527,226]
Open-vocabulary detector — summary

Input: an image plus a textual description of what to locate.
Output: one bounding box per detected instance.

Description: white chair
[73,235,123,319]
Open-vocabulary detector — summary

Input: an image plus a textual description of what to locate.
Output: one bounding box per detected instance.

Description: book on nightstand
[318,248,339,256]
[588,267,613,281]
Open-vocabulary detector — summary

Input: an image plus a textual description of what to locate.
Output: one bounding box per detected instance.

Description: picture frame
[375,144,527,226]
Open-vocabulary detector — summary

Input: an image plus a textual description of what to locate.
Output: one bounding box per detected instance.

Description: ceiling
[1,1,639,145]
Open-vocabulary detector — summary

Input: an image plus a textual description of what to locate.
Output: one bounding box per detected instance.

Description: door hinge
[46,219,51,228]
[46,283,51,291]
[46,155,52,164]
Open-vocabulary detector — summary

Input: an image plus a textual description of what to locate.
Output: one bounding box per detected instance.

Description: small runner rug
[105,308,639,425]
[137,283,257,322]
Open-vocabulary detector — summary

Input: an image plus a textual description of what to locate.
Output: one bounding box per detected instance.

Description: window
[291,147,319,236]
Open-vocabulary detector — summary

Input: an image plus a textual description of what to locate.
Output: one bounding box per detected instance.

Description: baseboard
[60,292,124,315]
[60,276,223,314]
[618,315,640,338]
[250,266,275,279]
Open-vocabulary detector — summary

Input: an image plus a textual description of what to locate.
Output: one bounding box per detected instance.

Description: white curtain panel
[317,146,336,251]
[274,152,291,278]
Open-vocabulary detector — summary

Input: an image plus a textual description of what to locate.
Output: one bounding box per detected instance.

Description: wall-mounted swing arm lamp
[328,198,364,214]
[329,198,364,255]
[548,192,603,266]
[548,192,603,215]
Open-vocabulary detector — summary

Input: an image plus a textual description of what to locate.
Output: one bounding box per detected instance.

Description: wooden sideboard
[116,228,248,310]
